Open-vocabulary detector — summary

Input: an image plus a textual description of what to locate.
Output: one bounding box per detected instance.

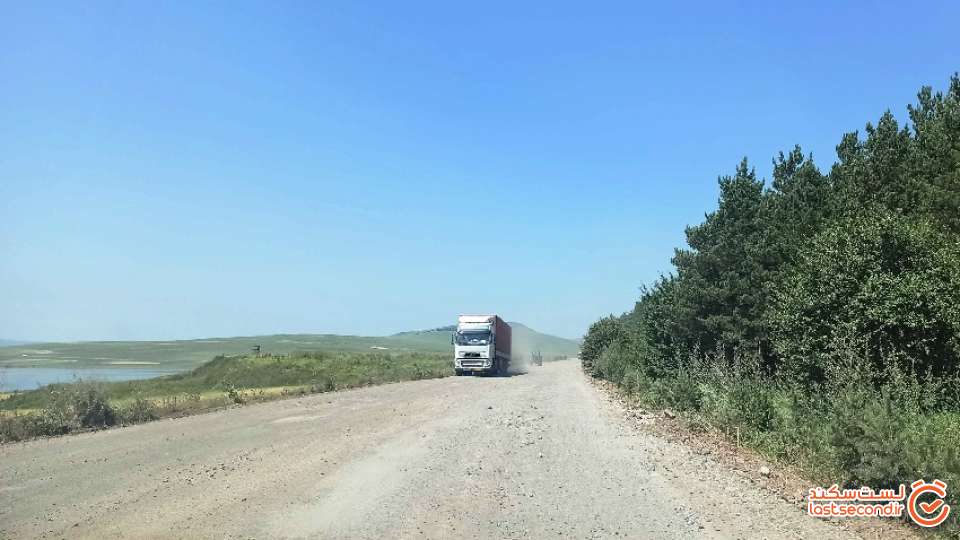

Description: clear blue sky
[1,1,957,342]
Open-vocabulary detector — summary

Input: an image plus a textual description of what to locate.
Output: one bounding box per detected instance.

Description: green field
[0,322,580,372]
[0,350,451,411]
[0,350,453,441]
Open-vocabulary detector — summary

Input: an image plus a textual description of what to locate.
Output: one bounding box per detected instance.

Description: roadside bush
[411,364,425,380]
[2,381,120,439]
[826,385,913,487]
[310,378,336,393]
[225,384,246,404]
[32,389,75,435]
[119,396,158,424]
[620,368,654,397]
[0,413,36,442]
[650,369,702,411]
[592,339,632,384]
[72,382,117,428]
[581,316,625,374]
[901,413,960,513]
[812,348,960,488]
[816,392,960,524]
[717,378,775,433]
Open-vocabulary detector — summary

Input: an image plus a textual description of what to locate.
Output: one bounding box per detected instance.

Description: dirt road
[0,360,856,539]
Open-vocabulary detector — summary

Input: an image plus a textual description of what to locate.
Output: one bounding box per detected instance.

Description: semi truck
[452,314,511,376]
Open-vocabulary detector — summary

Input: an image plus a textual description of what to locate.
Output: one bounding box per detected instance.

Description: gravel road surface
[0,360,856,539]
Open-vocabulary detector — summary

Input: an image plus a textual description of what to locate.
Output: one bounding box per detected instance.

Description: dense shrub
[0,381,120,440]
[580,316,625,374]
[770,211,960,385]
[119,396,158,424]
[651,369,703,411]
[71,383,117,428]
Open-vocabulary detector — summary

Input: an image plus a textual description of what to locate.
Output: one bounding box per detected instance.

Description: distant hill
[508,322,581,359]
[0,339,32,347]
[0,323,579,372]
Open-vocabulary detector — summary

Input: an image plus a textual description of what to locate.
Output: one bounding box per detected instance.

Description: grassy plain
[0,350,451,441]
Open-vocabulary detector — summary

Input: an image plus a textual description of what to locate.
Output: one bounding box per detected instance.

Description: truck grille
[463,352,481,358]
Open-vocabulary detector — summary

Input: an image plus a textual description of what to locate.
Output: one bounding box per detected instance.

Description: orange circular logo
[907,479,951,528]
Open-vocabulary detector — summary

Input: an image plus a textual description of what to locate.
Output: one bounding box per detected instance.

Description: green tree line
[582,74,960,519]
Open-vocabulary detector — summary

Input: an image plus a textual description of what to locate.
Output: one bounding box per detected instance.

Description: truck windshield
[456,331,491,346]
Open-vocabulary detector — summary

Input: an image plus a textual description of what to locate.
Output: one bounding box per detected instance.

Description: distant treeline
[582,74,960,517]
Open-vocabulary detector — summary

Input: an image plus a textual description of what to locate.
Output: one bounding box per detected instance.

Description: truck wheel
[455,369,463,376]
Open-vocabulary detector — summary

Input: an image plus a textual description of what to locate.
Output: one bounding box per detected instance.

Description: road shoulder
[587,374,922,540]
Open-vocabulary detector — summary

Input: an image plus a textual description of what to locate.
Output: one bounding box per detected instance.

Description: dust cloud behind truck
[452,315,511,376]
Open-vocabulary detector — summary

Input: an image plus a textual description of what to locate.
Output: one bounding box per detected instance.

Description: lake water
[0,367,180,392]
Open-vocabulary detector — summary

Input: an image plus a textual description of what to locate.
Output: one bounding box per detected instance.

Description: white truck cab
[453,315,511,376]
